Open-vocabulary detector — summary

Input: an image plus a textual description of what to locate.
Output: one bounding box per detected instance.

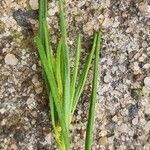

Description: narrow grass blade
[39,0,47,45]
[56,38,63,100]
[43,20,55,70]
[58,0,70,127]
[62,44,71,127]
[43,20,52,60]
[42,70,56,129]
[43,19,57,130]
[70,34,81,113]
[49,93,56,128]
[71,33,98,115]
[58,0,67,41]
[43,74,56,128]
[85,32,102,150]
[35,36,70,150]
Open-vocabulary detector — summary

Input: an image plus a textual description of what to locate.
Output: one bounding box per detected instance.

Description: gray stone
[13,9,30,27]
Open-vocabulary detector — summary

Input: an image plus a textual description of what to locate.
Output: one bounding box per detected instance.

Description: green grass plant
[35,0,102,149]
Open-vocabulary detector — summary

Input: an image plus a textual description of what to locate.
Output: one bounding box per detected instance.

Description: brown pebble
[99,136,108,145]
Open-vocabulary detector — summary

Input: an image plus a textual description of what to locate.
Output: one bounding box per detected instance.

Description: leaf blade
[39,0,47,45]
[85,32,102,150]
[70,34,81,114]
[56,38,63,100]
[35,36,70,150]
[43,21,53,61]
[71,33,98,116]
[58,0,70,127]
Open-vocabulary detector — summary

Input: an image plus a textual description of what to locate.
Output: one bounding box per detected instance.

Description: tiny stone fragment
[144,122,150,132]
[143,63,150,69]
[118,124,129,133]
[99,130,107,137]
[8,143,18,150]
[35,86,43,94]
[128,104,139,120]
[145,104,150,114]
[104,73,112,83]
[132,117,138,125]
[5,53,18,66]
[112,115,118,122]
[142,87,150,96]
[45,133,51,143]
[29,0,39,10]
[144,77,150,87]
[99,136,108,145]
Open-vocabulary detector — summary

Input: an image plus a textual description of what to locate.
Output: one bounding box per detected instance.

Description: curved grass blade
[71,33,98,116]
[35,36,70,150]
[85,32,102,150]
[43,20,54,62]
[70,34,81,115]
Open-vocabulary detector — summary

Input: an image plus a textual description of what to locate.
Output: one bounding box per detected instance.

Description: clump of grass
[35,0,102,149]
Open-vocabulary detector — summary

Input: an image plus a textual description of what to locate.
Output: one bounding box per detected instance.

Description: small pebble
[0,108,6,114]
[45,133,51,143]
[144,77,150,87]
[119,124,129,133]
[99,130,107,137]
[144,122,150,132]
[102,17,113,28]
[5,53,18,66]
[145,105,150,114]
[143,63,150,69]
[32,64,37,71]
[112,115,118,122]
[104,73,112,83]
[29,0,38,10]
[132,117,138,125]
[142,87,150,96]
[8,143,18,150]
[35,86,43,94]
[133,62,140,72]
[99,136,108,145]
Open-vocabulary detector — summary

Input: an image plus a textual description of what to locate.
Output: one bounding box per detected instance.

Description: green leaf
[70,34,81,115]
[39,0,47,45]
[58,0,70,127]
[85,32,102,150]
[71,33,98,116]
[35,36,70,150]
[43,20,55,70]
[43,18,57,130]
[56,38,63,100]
[49,94,56,127]
[58,0,67,41]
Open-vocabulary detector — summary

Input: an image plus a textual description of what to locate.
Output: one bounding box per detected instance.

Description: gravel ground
[0,0,150,150]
